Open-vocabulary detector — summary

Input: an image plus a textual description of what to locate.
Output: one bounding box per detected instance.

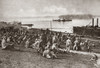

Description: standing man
[66,37,72,52]
[73,38,79,50]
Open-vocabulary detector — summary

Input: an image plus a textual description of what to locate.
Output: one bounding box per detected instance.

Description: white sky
[0,0,100,17]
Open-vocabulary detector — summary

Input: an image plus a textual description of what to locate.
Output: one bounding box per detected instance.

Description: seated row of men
[1,34,93,59]
[30,36,93,58]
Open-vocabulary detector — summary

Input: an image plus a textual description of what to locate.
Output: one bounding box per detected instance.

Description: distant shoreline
[0,14,100,19]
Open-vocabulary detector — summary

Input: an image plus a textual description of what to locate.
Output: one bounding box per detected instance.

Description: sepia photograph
[0,0,100,68]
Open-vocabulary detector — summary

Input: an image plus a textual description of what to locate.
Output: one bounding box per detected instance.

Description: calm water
[0,17,100,33]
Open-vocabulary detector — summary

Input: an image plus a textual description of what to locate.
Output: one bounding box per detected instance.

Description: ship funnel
[96,18,99,27]
[92,18,94,27]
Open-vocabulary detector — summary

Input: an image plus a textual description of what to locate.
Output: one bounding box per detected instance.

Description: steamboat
[73,18,100,38]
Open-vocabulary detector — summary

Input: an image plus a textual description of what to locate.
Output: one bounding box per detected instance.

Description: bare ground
[0,47,97,68]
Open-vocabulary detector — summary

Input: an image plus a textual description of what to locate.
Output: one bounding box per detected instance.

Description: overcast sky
[0,0,100,17]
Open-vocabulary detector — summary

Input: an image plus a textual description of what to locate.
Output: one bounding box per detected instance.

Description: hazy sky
[0,0,100,17]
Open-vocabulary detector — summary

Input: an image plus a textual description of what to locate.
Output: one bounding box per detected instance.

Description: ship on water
[73,18,100,38]
[53,18,72,22]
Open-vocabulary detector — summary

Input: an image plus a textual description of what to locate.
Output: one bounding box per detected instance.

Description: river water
[0,17,100,33]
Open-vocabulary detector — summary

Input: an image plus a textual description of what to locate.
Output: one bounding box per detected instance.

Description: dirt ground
[0,47,97,68]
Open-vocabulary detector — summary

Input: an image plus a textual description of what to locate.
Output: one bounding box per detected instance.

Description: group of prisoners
[0,27,94,59]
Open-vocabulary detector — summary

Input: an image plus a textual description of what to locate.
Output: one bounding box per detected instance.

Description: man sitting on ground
[2,36,14,50]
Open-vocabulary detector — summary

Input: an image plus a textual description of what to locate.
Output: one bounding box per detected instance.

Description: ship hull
[73,26,100,37]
